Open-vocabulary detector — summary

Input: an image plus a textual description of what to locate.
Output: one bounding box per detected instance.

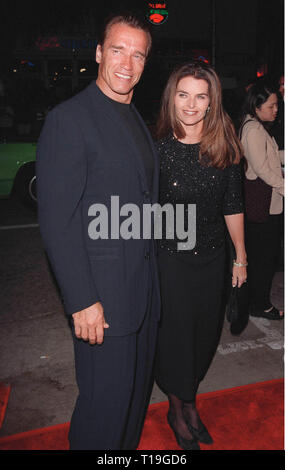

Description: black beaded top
[157,134,244,257]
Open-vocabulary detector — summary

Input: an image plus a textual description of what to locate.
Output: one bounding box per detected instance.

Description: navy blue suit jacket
[36,81,160,336]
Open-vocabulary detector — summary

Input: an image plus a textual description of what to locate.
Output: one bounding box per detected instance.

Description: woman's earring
[206,106,210,113]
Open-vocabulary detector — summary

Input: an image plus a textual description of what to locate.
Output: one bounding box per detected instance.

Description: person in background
[240,81,284,320]
[278,74,284,98]
[154,61,247,450]
[271,73,284,161]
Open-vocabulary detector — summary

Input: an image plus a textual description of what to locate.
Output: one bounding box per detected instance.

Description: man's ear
[96,44,102,64]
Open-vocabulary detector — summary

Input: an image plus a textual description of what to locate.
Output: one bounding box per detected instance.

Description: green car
[0,139,37,207]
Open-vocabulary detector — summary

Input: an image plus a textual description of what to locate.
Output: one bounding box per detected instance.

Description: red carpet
[0,379,283,450]
[0,383,11,429]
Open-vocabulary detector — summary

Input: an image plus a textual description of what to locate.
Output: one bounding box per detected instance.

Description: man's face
[96,23,149,103]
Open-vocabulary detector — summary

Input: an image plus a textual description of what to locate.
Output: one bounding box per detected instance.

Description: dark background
[0,1,284,440]
[0,0,284,132]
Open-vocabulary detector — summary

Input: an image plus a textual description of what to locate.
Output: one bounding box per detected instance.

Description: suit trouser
[68,291,158,450]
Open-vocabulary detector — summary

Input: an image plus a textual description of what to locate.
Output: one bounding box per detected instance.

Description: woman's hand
[232,265,247,288]
[224,213,248,288]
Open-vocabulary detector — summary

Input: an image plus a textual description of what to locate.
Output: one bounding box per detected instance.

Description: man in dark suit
[36,13,160,450]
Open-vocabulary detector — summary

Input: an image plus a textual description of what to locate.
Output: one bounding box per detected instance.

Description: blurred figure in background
[270,73,284,163]
[278,74,284,98]
[240,81,284,320]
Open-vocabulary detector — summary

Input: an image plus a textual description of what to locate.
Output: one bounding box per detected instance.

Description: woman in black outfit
[154,62,247,450]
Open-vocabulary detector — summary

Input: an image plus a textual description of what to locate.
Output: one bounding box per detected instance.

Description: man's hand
[72,302,109,345]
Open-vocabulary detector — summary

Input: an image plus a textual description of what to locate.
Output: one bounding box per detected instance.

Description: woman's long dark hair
[240,81,277,132]
[156,61,242,169]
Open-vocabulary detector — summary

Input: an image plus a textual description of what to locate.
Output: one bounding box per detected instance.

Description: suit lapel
[130,103,159,201]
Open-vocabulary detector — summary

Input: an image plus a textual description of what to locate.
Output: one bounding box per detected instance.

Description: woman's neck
[177,122,203,144]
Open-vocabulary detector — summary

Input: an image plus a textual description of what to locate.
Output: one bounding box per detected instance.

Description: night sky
[0,0,283,122]
[1,0,283,52]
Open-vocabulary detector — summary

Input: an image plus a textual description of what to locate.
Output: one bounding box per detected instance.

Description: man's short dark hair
[98,12,152,56]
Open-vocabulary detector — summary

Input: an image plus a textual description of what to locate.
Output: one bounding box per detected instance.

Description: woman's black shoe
[183,410,213,444]
[167,412,200,450]
[250,305,284,320]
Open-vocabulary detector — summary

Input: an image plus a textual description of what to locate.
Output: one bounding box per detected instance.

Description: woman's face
[255,93,278,122]
[174,76,210,130]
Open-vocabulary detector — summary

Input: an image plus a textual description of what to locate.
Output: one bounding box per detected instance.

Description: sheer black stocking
[183,400,202,430]
[168,394,194,440]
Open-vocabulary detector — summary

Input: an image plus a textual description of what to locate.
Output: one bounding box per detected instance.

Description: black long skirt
[245,214,282,311]
[155,247,226,402]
